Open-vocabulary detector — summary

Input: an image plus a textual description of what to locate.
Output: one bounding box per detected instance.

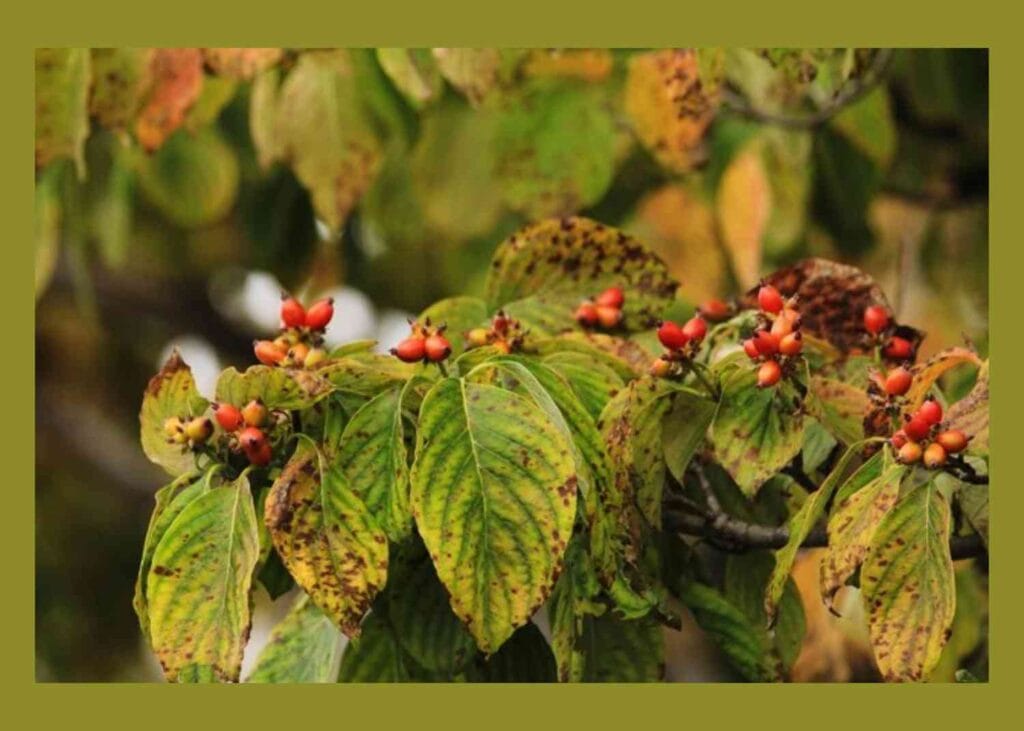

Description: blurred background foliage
[35,47,987,681]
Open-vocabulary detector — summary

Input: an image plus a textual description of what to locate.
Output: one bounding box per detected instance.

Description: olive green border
[8,0,1013,725]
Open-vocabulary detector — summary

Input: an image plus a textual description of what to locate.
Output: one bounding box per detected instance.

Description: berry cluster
[253,295,333,368]
[863,304,914,362]
[575,287,625,330]
[213,399,280,466]
[466,312,526,354]
[650,314,707,377]
[891,397,968,468]
[163,414,213,449]
[392,319,452,364]
[742,284,803,388]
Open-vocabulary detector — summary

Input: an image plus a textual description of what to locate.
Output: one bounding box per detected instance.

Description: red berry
[917,399,943,426]
[757,284,784,314]
[700,298,731,322]
[891,430,908,449]
[682,316,707,343]
[424,334,452,363]
[596,305,622,329]
[246,440,273,467]
[936,430,968,453]
[743,338,760,360]
[595,286,624,309]
[213,403,243,432]
[241,399,268,427]
[254,339,286,365]
[657,321,689,350]
[923,442,948,469]
[883,367,913,396]
[239,426,266,451]
[904,415,932,442]
[574,302,599,327]
[280,295,307,328]
[898,441,923,464]
[779,331,803,356]
[492,313,511,335]
[754,330,780,357]
[884,336,914,360]
[863,305,890,335]
[392,336,426,363]
[757,359,782,388]
[305,298,334,330]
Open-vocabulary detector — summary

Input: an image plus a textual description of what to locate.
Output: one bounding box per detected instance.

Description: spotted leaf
[247,593,343,683]
[945,361,989,456]
[216,365,333,411]
[139,351,210,477]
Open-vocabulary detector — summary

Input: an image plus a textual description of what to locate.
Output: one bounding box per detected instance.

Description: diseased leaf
[314,354,418,398]
[861,479,956,682]
[265,446,388,637]
[337,611,410,682]
[821,464,905,611]
[535,332,655,378]
[139,351,210,476]
[135,48,204,152]
[945,361,989,456]
[624,49,719,174]
[710,365,806,497]
[203,48,282,80]
[247,593,343,683]
[216,365,333,411]
[548,539,605,682]
[541,351,625,420]
[808,376,870,445]
[146,472,260,682]
[485,217,677,334]
[410,377,577,653]
[36,48,90,175]
[90,48,155,133]
[905,347,983,411]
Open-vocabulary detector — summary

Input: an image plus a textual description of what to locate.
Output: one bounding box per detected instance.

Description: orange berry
[596,305,622,329]
[898,441,923,464]
[779,331,803,356]
[883,367,913,396]
[935,430,968,453]
[254,340,286,365]
[923,442,948,469]
[757,359,782,388]
[595,286,624,308]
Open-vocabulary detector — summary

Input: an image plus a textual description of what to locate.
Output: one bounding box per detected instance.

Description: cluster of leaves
[135,218,988,682]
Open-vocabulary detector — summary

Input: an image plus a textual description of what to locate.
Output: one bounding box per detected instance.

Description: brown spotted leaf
[35,48,91,174]
[140,351,210,477]
[820,463,906,611]
[624,49,719,174]
[905,347,983,412]
[90,48,155,133]
[807,375,871,445]
[945,361,989,456]
[410,377,578,653]
[485,217,678,335]
[861,479,956,682]
[265,445,388,637]
[203,48,282,80]
[215,365,333,411]
[135,48,204,152]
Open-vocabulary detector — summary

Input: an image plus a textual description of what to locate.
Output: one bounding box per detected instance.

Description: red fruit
[596,305,622,329]
[779,331,803,356]
[917,399,943,426]
[682,316,707,343]
[254,339,286,365]
[492,313,511,335]
[280,295,306,328]
[891,430,908,449]
[595,286,624,309]
[305,298,335,330]
[700,298,731,322]
[754,330,780,357]
[246,441,273,467]
[904,415,932,442]
[241,399,268,427]
[649,357,672,378]
[883,367,913,396]
[213,403,244,432]
[574,302,599,327]
[863,305,890,335]
[424,334,452,363]
[898,441,923,464]
[884,336,914,360]
[657,321,689,350]
[392,336,426,363]
[757,284,784,314]
[743,338,760,360]
[239,426,266,451]
[936,430,968,453]
[757,359,782,388]
[923,442,948,469]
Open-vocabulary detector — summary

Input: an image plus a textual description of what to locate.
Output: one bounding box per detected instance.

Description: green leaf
[377,48,443,108]
[35,48,90,176]
[216,365,333,411]
[410,377,578,653]
[955,483,988,547]
[662,387,719,484]
[419,296,490,355]
[807,376,869,445]
[830,87,896,170]
[724,552,805,671]
[146,472,260,682]
[139,351,210,477]
[821,464,905,611]
[315,354,419,397]
[710,365,806,497]
[490,81,618,219]
[861,479,956,682]
[541,351,625,420]
[249,67,282,170]
[331,385,413,542]
[533,333,649,380]
[265,445,388,637]
[928,566,986,682]
[579,614,664,682]
[763,440,878,624]
[548,539,604,682]
[467,622,557,682]
[247,594,343,683]
[337,611,410,682]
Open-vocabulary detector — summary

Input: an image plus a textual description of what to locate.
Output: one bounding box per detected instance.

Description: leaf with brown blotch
[945,361,989,456]
[139,350,210,477]
[135,48,204,152]
[202,48,282,80]
[904,347,983,412]
[807,376,871,445]
[265,445,388,637]
[861,479,955,682]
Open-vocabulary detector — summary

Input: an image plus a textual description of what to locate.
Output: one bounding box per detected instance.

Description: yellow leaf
[717,144,770,289]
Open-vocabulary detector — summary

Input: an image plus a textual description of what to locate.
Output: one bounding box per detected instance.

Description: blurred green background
[35,47,988,681]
